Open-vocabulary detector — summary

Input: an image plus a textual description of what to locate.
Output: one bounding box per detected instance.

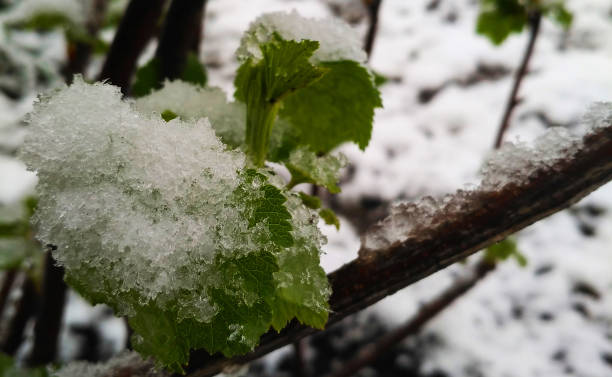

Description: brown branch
[494,11,542,148]
[0,275,38,355]
[0,269,17,319]
[174,123,612,377]
[154,0,207,81]
[363,0,383,59]
[26,250,68,366]
[328,259,496,377]
[97,0,167,94]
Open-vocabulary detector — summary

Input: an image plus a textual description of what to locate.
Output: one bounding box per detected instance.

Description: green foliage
[0,198,41,272]
[485,238,528,267]
[319,208,340,230]
[235,37,326,166]
[0,352,51,377]
[298,192,322,210]
[161,109,178,122]
[476,0,573,45]
[132,53,207,97]
[286,147,347,194]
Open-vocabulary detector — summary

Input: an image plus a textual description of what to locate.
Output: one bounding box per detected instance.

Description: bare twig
[97,0,167,94]
[0,275,38,355]
[327,259,496,377]
[363,0,383,59]
[26,250,67,366]
[0,269,17,320]
[494,11,542,148]
[154,0,207,81]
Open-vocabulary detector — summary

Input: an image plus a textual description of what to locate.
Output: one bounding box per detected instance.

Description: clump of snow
[0,0,88,28]
[18,77,324,330]
[53,351,162,377]
[236,10,367,64]
[361,104,611,254]
[134,80,245,148]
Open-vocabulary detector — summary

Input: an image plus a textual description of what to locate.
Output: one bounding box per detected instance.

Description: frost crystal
[19,78,330,368]
[361,103,612,254]
[236,10,367,64]
[53,351,162,377]
[134,80,245,148]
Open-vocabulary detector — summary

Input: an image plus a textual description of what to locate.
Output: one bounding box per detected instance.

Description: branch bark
[0,269,17,320]
[26,250,68,366]
[97,0,167,94]
[0,275,38,355]
[176,123,612,377]
[363,0,383,59]
[494,11,542,148]
[155,0,207,81]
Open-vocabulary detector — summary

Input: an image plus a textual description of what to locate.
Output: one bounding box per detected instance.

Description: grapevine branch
[364,0,383,58]
[329,12,545,375]
[0,269,17,318]
[173,122,612,377]
[97,0,167,94]
[0,275,38,355]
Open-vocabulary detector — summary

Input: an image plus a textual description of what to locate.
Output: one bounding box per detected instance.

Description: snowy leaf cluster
[19,78,330,371]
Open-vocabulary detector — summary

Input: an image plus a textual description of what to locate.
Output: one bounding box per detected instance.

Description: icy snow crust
[134,80,246,149]
[236,10,367,64]
[361,104,611,253]
[53,351,163,377]
[19,78,326,329]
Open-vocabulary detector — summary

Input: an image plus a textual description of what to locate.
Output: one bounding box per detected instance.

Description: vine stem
[494,11,542,148]
[0,269,17,319]
[0,275,38,355]
[363,0,383,59]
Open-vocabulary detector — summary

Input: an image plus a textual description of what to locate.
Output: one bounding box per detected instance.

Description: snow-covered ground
[1,0,611,376]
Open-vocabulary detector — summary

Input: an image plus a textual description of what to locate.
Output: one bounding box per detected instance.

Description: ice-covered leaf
[286,147,347,194]
[20,78,330,371]
[135,80,245,149]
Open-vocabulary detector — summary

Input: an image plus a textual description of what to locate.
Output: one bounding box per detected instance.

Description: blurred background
[0,0,611,376]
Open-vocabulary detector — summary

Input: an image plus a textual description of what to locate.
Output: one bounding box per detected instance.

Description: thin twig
[0,275,38,355]
[154,0,207,81]
[363,0,383,59]
[97,0,167,94]
[293,340,308,377]
[0,269,17,320]
[494,11,542,148]
[26,249,68,366]
[327,259,495,377]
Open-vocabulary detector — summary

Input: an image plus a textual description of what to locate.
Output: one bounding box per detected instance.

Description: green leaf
[286,147,347,194]
[161,109,178,122]
[298,192,322,210]
[476,0,527,45]
[319,208,340,230]
[131,58,160,97]
[280,60,382,153]
[485,238,527,267]
[0,352,51,377]
[235,37,326,166]
[547,3,573,29]
[180,53,207,88]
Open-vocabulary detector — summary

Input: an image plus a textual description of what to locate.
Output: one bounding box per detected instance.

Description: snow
[2,0,612,376]
[236,10,367,64]
[53,351,163,377]
[0,0,88,28]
